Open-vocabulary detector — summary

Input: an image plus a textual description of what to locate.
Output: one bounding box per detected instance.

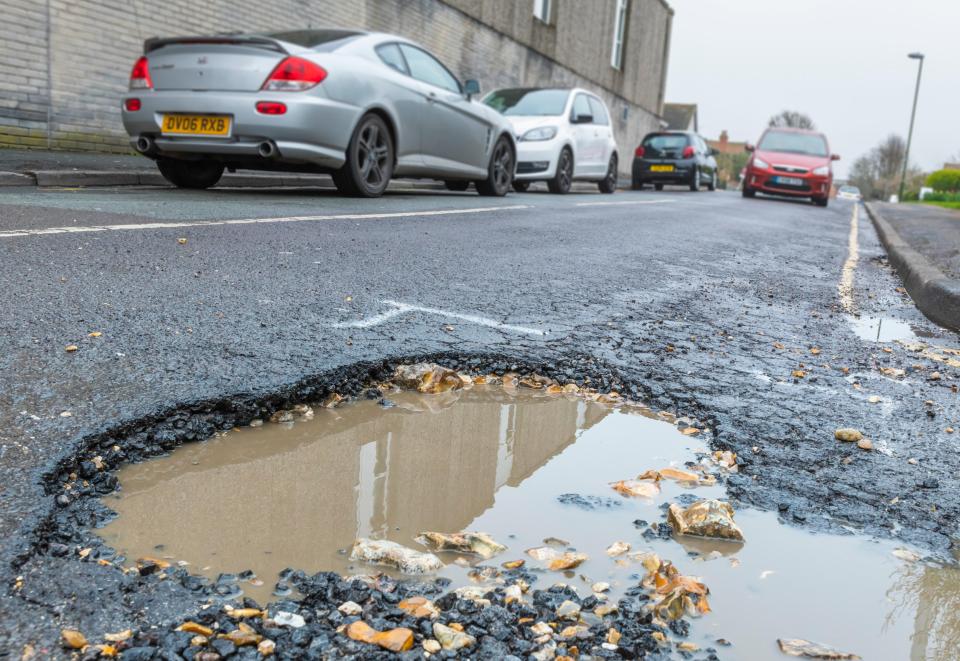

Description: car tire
[512,181,530,193]
[654,183,664,191]
[598,154,617,194]
[547,147,573,194]
[476,134,514,197]
[156,158,224,190]
[444,180,470,192]
[689,166,700,192]
[813,196,829,207]
[707,172,717,191]
[742,186,756,198]
[332,113,394,198]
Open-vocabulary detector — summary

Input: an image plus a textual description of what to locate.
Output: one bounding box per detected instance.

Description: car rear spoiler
[143,35,289,54]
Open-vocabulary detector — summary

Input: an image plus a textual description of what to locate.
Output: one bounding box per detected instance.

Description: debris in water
[834,428,863,442]
[557,493,624,510]
[350,538,443,573]
[777,638,861,659]
[526,546,588,570]
[501,559,525,569]
[606,541,631,557]
[543,536,570,547]
[680,427,700,436]
[891,548,920,562]
[393,363,464,394]
[638,467,701,483]
[610,479,660,498]
[346,621,415,653]
[641,556,711,620]
[269,404,314,424]
[414,531,506,559]
[668,499,745,542]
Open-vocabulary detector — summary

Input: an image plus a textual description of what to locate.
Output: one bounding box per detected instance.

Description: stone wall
[0,0,671,169]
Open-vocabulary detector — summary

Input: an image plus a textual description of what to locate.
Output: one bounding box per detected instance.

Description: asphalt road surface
[1,182,958,651]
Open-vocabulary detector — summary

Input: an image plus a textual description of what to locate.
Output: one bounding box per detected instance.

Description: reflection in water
[885,558,960,660]
[100,389,609,600]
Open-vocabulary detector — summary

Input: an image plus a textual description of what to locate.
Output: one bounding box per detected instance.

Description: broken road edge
[865,202,960,331]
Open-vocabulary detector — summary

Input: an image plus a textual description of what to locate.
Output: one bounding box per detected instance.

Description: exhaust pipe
[257,141,278,159]
[134,135,156,155]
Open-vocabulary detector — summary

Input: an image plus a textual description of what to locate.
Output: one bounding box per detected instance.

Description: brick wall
[0,0,671,170]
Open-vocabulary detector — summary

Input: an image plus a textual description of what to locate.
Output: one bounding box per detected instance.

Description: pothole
[89,367,959,659]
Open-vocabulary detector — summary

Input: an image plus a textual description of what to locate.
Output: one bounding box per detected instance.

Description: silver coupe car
[121,29,516,197]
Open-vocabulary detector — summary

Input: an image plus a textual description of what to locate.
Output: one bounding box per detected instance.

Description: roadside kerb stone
[0,171,37,186]
[865,201,960,331]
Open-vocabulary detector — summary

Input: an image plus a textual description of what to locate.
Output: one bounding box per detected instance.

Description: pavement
[1,182,958,653]
[866,202,960,330]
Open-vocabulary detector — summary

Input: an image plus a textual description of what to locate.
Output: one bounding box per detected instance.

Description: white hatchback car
[484,88,618,194]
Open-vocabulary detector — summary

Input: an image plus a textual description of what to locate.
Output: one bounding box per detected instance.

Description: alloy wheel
[358,122,390,189]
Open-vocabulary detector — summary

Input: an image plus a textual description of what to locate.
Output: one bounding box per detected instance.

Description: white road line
[575,199,676,207]
[0,205,531,239]
[838,204,860,313]
[335,300,547,336]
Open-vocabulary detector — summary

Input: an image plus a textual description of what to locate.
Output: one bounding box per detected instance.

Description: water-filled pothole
[99,385,960,659]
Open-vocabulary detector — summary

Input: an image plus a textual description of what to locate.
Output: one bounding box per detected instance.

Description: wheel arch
[359,105,400,166]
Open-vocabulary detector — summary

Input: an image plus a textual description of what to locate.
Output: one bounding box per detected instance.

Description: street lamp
[898,52,924,201]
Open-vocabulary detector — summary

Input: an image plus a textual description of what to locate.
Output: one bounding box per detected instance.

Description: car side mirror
[571,113,593,124]
[831,153,841,161]
[464,79,481,100]
[745,144,755,152]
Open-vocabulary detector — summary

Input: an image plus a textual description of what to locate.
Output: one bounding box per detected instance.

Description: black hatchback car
[632,131,718,191]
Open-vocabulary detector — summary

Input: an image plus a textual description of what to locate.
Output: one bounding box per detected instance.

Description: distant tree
[849,134,924,200]
[768,110,816,130]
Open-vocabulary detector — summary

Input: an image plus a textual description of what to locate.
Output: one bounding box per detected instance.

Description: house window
[533,0,552,24]
[611,0,628,69]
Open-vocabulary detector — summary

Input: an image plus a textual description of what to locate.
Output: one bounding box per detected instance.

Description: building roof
[662,103,698,131]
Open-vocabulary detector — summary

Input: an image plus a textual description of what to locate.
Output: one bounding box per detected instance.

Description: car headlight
[520,126,558,142]
[752,156,770,169]
[813,165,830,176]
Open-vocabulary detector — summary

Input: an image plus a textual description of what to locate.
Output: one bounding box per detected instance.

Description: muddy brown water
[99,387,960,660]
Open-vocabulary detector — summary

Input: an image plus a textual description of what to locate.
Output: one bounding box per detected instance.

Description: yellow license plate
[650,164,674,172]
[161,114,231,136]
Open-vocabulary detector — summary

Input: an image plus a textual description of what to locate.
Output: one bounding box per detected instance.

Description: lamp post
[898,52,924,202]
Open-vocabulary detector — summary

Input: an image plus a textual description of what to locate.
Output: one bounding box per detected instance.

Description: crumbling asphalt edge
[865,201,960,331]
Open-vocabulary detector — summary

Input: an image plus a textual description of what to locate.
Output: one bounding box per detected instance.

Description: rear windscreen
[265,29,363,50]
[642,134,690,157]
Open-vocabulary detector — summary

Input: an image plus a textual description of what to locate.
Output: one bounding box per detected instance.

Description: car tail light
[682,145,695,158]
[262,56,327,91]
[256,101,287,115]
[129,56,152,90]
[124,98,142,111]
[634,146,645,157]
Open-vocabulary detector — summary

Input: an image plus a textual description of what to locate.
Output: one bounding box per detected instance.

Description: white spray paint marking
[838,204,860,313]
[574,199,676,207]
[0,205,531,239]
[335,300,547,336]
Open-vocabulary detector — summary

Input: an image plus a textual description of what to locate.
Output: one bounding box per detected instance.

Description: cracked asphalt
[1,182,958,653]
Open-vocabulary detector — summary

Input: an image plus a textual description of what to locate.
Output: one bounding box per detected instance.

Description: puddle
[849,314,918,343]
[99,387,960,660]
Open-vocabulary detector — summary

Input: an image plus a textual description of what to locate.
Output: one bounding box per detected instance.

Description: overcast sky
[664,0,959,178]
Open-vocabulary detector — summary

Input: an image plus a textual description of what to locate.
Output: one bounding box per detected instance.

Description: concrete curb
[865,202,960,331]
[0,171,37,186]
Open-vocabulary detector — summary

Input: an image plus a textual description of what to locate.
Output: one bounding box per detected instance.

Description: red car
[742,128,839,207]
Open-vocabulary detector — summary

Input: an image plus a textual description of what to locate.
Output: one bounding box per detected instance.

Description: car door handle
[427,91,437,103]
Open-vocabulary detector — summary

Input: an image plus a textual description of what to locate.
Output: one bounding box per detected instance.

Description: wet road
[1,181,958,651]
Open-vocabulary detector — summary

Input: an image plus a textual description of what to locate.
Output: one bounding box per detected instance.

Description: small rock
[423,639,441,654]
[257,639,275,656]
[350,538,443,573]
[556,600,581,620]
[668,499,745,541]
[605,541,630,557]
[907,458,918,465]
[777,638,860,659]
[929,371,941,381]
[338,601,362,616]
[273,611,305,628]
[61,629,87,649]
[433,622,476,651]
[530,622,553,636]
[835,428,863,442]
[857,438,873,451]
[920,478,939,489]
[591,582,610,593]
